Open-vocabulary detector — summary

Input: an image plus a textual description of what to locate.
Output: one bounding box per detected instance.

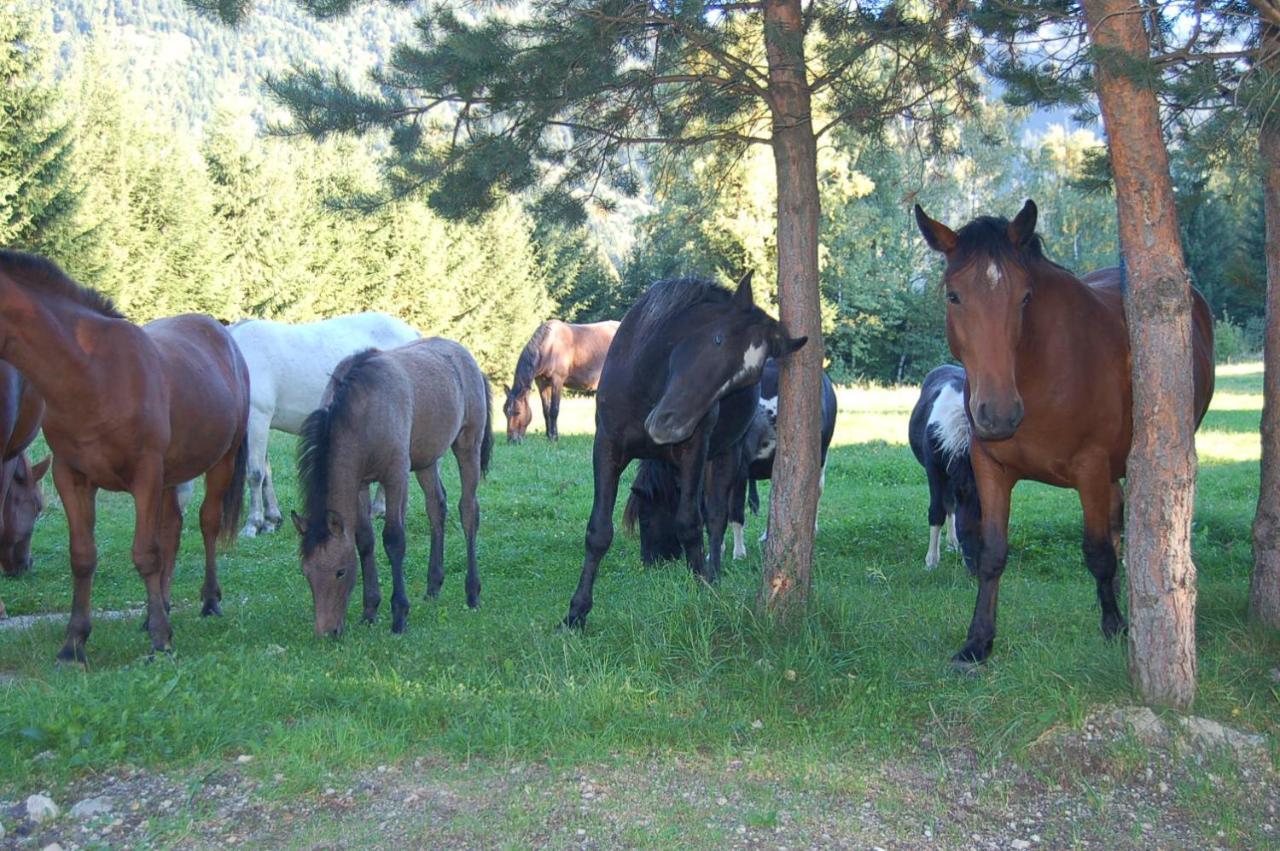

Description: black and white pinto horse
[625,358,837,563]
[907,364,980,573]
[562,273,806,628]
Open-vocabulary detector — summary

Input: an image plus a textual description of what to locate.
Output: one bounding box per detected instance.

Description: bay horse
[562,273,806,629]
[907,364,980,573]
[0,250,250,662]
[0,359,48,577]
[502,319,619,442]
[292,338,493,637]
[229,313,419,537]
[914,200,1214,667]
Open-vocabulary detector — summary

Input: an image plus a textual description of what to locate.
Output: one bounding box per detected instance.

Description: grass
[0,363,1276,824]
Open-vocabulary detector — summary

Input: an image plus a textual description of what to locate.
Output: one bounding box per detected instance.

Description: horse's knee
[975,537,1007,581]
[585,521,613,558]
[382,525,407,562]
[1082,536,1117,577]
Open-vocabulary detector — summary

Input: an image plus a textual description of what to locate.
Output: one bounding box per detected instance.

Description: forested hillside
[44,0,412,130]
[4,1,1266,382]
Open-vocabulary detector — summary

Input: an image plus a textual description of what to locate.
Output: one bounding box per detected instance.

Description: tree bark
[1251,18,1280,628]
[1082,0,1199,709]
[760,0,824,618]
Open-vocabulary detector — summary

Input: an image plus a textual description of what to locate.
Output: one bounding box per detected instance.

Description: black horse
[907,364,980,574]
[562,273,806,628]
[626,358,838,562]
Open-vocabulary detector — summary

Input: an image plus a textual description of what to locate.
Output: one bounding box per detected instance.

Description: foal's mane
[950,216,1071,279]
[0,250,124,319]
[512,321,554,395]
[629,277,732,351]
[297,348,386,556]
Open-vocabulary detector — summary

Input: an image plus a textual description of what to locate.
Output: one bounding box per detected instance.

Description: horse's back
[232,312,419,432]
[385,338,489,465]
[1080,266,1214,426]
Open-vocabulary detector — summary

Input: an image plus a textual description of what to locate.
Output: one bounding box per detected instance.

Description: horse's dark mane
[630,277,733,351]
[297,348,386,556]
[622,459,680,535]
[512,321,554,395]
[0,250,124,319]
[950,217,1071,277]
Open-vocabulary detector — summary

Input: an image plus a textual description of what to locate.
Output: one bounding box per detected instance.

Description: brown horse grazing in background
[502,319,619,442]
[915,200,1214,668]
[0,250,250,662]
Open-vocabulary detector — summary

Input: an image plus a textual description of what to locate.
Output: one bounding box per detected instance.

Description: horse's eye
[336,569,346,579]
[714,333,724,346]
[947,292,960,305]
[1022,292,1032,306]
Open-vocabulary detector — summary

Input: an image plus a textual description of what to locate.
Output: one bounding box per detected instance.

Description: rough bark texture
[1252,19,1280,628]
[1083,0,1199,709]
[760,0,824,617]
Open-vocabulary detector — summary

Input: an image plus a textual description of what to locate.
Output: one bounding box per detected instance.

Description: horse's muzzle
[972,399,1024,441]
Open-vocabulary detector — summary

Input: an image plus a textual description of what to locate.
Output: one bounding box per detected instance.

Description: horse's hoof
[560,613,587,631]
[55,645,88,667]
[391,617,406,634]
[201,600,222,617]
[924,558,939,571]
[424,586,441,601]
[139,615,150,632]
[950,643,990,673]
[466,597,480,610]
[361,612,377,625]
[949,657,983,677]
[1102,617,1128,640]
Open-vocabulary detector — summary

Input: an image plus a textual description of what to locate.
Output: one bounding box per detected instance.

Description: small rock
[41,843,63,851]
[751,719,763,730]
[784,669,797,681]
[70,797,112,820]
[265,644,286,656]
[716,796,728,806]
[1012,841,1031,850]
[26,793,58,823]
[1179,716,1268,760]
[1031,835,1041,843]
[576,828,586,836]
[236,754,253,764]
[0,821,5,840]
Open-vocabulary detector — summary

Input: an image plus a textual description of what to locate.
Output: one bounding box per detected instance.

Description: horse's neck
[0,286,103,408]
[324,429,370,518]
[1022,264,1124,373]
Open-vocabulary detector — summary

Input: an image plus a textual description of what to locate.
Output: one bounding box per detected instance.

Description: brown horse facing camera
[0,250,250,663]
[914,200,1214,668]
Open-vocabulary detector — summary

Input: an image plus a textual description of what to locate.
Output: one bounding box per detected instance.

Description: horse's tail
[622,490,640,536]
[480,373,495,477]
[219,435,249,549]
[748,479,760,516]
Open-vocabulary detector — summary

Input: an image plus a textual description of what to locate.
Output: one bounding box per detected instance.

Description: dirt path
[3,708,1275,849]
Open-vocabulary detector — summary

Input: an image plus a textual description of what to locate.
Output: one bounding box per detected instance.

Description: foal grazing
[503,319,619,442]
[907,364,979,573]
[915,200,1214,667]
[0,250,250,662]
[293,338,493,637]
[563,273,805,629]
[230,313,419,537]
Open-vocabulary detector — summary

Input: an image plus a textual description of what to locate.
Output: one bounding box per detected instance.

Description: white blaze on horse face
[986,261,1001,290]
[759,395,778,425]
[716,340,768,398]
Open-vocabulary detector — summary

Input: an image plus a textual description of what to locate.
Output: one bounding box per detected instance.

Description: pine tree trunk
[1251,19,1280,628]
[1083,0,1199,709]
[760,0,824,618]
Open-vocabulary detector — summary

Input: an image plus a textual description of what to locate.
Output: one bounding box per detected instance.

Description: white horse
[230,312,420,537]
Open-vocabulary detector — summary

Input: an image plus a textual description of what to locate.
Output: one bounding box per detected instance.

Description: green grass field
[0,363,1276,846]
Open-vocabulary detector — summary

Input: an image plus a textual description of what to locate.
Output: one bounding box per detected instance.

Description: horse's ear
[502,384,511,396]
[291,511,306,536]
[733,271,755,309]
[915,205,957,254]
[1008,199,1037,246]
[781,335,808,357]
[31,456,51,484]
[326,509,344,537]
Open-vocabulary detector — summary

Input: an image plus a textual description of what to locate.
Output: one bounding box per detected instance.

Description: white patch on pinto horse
[732,522,746,559]
[716,341,768,398]
[986,260,1001,289]
[927,384,970,463]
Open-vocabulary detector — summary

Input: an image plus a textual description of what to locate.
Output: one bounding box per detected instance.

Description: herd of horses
[0,198,1215,672]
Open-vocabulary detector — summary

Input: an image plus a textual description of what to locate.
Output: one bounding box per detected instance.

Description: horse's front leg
[452,438,483,609]
[537,379,555,441]
[563,438,625,628]
[355,487,380,624]
[548,380,564,442]
[1079,466,1127,640]
[673,437,712,583]
[416,464,447,600]
[953,454,1012,668]
[241,407,271,537]
[130,457,172,653]
[380,473,411,633]
[702,450,737,577]
[53,460,98,664]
